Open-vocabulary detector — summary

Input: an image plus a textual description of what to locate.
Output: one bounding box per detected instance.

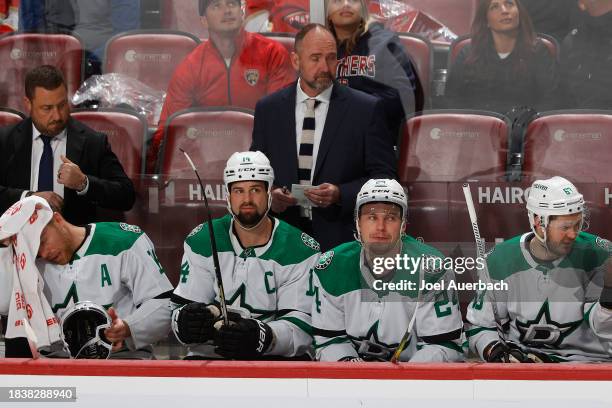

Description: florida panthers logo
[244,69,260,86]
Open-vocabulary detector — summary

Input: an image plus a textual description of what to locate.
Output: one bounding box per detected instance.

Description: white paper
[291,184,315,207]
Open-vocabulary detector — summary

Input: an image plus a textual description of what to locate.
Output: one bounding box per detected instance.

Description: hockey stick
[180,148,229,326]
[462,183,506,346]
[390,298,419,364]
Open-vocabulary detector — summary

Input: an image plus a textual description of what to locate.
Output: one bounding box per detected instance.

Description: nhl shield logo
[244,69,259,86]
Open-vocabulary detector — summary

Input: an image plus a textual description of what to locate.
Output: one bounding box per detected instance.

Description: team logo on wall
[244,69,260,86]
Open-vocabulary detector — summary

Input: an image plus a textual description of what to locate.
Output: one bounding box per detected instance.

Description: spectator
[71,0,141,76]
[445,0,558,114]
[327,0,420,143]
[521,0,577,43]
[251,24,396,251]
[558,0,612,109]
[0,65,135,226]
[146,0,295,173]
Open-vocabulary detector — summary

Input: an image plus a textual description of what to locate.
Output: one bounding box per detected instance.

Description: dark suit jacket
[0,117,135,226]
[251,82,396,250]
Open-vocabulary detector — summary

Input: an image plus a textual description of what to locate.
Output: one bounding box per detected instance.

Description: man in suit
[251,23,396,251]
[0,65,135,226]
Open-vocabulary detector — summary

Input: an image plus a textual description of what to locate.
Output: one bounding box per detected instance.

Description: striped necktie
[298,98,319,185]
[37,135,53,192]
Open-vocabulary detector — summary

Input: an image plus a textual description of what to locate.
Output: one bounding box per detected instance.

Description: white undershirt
[294,79,332,182]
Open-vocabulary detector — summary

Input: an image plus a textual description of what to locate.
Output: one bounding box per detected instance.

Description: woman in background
[445,0,557,114]
[326,0,421,145]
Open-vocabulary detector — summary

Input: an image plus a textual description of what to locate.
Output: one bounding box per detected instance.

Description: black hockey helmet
[61,301,112,359]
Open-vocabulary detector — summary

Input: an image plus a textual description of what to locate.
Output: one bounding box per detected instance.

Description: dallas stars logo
[350,321,397,361]
[516,300,582,348]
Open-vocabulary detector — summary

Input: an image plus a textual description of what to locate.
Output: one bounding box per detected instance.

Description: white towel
[0,197,65,358]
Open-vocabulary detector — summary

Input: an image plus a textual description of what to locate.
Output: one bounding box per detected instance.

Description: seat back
[0,107,24,127]
[261,32,295,54]
[0,33,83,112]
[397,33,432,110]
[104,29,200,93]
[71,109,147,178]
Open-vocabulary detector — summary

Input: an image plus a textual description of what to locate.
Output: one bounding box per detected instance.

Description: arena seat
[160,0,208,39]
[398,111,511,265]
[103,29,200,95]
[403,0,478,37]
[156,107,254,284]
[448,34,560,69]
[71,109,147,178]
[0,33,83,112]
[397,33,432,110]
[522,110,612,238]
[261,32,295,54]
[0,107,24,127]
[71,108,148,229]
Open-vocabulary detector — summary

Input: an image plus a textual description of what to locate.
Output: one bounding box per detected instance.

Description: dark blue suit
[251,82,396,250]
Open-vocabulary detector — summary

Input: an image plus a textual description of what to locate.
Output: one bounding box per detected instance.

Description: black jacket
[445,40,558,114]
[0,117,135,225]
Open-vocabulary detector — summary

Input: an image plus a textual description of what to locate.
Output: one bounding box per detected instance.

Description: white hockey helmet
[223,151,275,192]
[526,176,585,243]
[60,301,112,359]
[355,179,408,242]
[223,151,275,229]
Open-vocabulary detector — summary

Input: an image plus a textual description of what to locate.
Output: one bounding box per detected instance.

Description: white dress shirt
[294,79,333,182]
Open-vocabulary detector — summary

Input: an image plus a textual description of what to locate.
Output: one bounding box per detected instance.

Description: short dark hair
[25,65,66,100]
[294,23,334,53]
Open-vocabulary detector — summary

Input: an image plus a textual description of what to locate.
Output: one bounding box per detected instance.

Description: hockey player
[467,176,612,362]
[311,179,465,362]
[171,151,320,359]
[1,199,174,359]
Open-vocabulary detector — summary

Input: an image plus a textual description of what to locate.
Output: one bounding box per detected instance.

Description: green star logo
[516,300,582,348]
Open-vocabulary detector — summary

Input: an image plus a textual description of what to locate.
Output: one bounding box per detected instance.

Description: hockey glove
[485,341,534,363]
[214,315,274,359]
[174,303,220,344]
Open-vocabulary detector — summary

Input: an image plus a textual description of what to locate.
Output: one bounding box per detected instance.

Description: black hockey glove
[174,303,220,344]
[485,341,534,363]
[214,315,274,359]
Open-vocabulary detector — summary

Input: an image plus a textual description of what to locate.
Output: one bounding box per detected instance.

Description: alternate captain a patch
[244,69,260,86]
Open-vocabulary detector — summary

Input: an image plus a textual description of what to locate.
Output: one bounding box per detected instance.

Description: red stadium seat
[398,111,511,255]
[0,107,24,127]
[103,29,200,94]
[71,109,148,229]
[0,33,83,112]
[156,107,254,284]
[71,109,147,178]
[261,32,295,54]
[403,0,478,37]
[397,33,432,110]
[522,111,612,238]
[448,35,559,69]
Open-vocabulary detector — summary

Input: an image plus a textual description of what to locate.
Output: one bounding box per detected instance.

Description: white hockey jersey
[466,232,612,362]
[39,223,174,357]
[311,236,465,362]
[172,215,320,358]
